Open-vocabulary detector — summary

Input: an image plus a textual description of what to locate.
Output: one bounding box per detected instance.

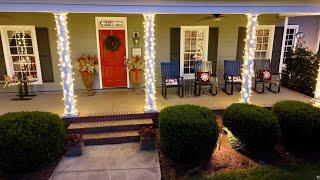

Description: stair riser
[68,124,152,134]
[64,113,158,124]
[84,136,140,146]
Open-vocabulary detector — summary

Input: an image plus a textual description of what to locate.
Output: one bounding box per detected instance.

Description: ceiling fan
[199,14,225,22]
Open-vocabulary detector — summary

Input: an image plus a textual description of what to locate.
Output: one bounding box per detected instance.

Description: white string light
[143,13,157,112]
[314,67,320,107]
[54,12,78,117]
[240,13,259,104]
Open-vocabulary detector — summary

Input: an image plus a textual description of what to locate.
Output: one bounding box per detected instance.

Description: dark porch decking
[0,87,312,117]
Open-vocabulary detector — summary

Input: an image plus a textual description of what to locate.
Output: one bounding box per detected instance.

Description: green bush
[281,45,320,97]
[0,111,66,172]
[223,103,279,149]
[159,105,219,163]
[272,100,320,147]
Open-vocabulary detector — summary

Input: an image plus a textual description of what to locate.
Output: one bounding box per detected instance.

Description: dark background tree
[281,44,320,97]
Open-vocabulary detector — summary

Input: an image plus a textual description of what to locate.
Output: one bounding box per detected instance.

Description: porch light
[143,13,157,112]
[240,13,259,104]
[54,12,78,116]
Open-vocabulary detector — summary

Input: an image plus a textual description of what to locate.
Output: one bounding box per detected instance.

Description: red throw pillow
[197,72,210,84]
[258,70,271,80]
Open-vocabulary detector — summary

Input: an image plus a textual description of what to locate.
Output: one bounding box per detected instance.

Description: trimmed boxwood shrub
[0,111,66,172]
[223,103,279,149]
[159,105,219,163]
[272,100,320,147]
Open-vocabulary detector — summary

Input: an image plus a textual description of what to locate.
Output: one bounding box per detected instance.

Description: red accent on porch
[99,29,127,88]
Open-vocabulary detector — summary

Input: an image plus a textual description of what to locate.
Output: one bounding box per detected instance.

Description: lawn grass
[187,165,320,180]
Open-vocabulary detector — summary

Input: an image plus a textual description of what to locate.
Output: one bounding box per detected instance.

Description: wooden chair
[161,62,184,98]
[254,59,281,93]
[222,60,242,95]
[194,60,218,96]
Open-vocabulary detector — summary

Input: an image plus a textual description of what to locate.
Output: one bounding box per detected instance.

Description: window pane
[10,47,18,54]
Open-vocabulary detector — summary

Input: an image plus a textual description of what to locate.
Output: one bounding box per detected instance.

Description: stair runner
[67,117,154,146]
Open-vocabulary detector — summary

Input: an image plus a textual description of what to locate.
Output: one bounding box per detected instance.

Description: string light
[54,12,78,117]
[314,67,320,107]
[240,13,259,104]
[143,13,157,112]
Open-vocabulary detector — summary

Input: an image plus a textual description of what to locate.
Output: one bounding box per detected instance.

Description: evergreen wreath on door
[105,35,120,51]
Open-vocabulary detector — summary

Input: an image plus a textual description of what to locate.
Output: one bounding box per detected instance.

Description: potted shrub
[126,55,144,94]
[65,133,84,156]
[77,54,98,96]
[138,127,156,150]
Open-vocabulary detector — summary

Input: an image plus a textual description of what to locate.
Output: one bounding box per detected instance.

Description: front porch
[0,87,311,116]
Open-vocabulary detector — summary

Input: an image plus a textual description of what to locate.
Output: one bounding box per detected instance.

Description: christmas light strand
[240,13,259,104]
[143,14,157,112]
[54,12,78,116]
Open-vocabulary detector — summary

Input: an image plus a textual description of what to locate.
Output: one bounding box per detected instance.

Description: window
[255,25,275,60]
[180,26,209,79]
[284,25,299,60]
[0,26,42,84]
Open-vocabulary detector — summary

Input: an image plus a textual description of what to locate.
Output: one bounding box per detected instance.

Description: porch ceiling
[0,0,319,14]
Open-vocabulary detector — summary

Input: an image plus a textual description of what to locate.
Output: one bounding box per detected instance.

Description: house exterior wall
[0,13,283,92]
[0,12,60,93]
[288,16,320,53]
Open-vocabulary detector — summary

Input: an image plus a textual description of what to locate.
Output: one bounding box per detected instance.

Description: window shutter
[170,28,181,69]
[271,27,284,74]
[0,34,6,81]
[208,27,219,76]
[36,28,54,83]
[236,27,246,61]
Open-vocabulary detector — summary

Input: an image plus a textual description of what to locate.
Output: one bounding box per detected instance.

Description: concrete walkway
[49,143,161,180]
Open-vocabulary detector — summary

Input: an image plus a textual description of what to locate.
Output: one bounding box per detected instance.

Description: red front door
[99,29,127,88]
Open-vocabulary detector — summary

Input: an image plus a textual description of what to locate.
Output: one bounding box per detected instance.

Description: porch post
[314,67,320,107]
[240,13,259,104]
[143,13,157,112]
[53,12,78,117]
[279,16,289,73]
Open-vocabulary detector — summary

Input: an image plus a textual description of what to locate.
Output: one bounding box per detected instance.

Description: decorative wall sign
[96,17,127,29]
[132,47,142,57]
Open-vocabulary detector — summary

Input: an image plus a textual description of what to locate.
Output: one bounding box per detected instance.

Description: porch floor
[0,87,312,116]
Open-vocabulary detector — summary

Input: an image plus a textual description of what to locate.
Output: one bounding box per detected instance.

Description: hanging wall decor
[105,35,120,51]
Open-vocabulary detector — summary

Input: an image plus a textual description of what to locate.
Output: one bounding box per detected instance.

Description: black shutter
[236,27,246,61]
[36,28,54,83]
[271,27,284,74]
[170,28,181,69]
[208,27,219,76]
[0,34,6,81]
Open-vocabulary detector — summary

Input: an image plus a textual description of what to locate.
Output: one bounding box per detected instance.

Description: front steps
[67,118,153,146]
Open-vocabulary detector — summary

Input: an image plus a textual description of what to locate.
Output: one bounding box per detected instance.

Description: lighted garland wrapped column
[143,14,157,112]
[54,12,77,117]
[240,13,259,104]
[314,69,320,107]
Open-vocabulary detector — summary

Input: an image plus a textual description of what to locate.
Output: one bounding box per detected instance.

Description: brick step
[68,119,153,134]
[83,130,140,146]
[64,112,157,123]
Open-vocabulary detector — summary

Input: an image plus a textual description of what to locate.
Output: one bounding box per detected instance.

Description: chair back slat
[254,59,271,72]
[224,60,241,76]
[194,60,212,74]
[161,62,179,79]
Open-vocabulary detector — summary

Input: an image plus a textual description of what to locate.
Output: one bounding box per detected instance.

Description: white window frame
[255,25,275,60]
[285,25,299,52]
[180,26,209,79]
[0,25,42,84]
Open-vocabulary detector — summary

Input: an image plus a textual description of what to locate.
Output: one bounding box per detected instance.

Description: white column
[54,12,78,117]
[143,13,157,112]
[240,13,259,104]
[314,67,320,107]
[279,16,289,73]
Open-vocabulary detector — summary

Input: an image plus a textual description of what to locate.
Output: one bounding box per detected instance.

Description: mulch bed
[0,157,61,180]
[157,115,320,179]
